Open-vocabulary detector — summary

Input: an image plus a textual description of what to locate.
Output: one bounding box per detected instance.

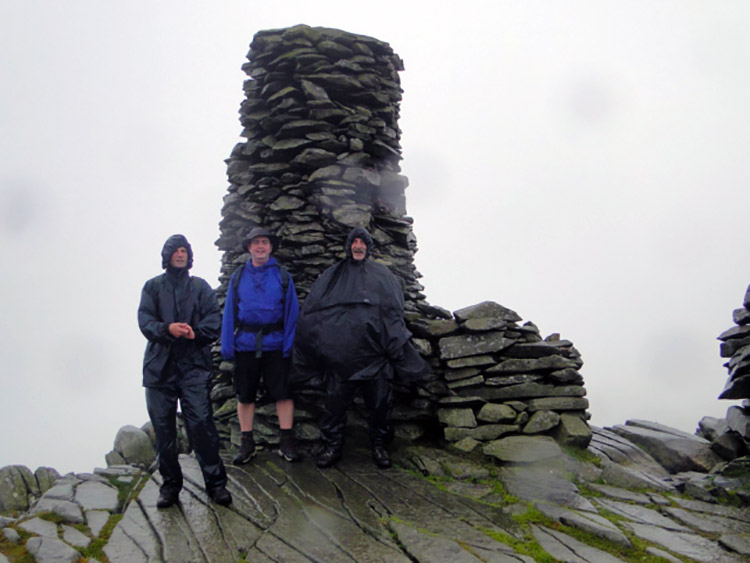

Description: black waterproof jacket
[293,227,428,384]
[138,235,221,388]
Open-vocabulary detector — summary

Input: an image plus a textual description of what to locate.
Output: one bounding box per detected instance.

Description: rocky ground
[2,424,750,562]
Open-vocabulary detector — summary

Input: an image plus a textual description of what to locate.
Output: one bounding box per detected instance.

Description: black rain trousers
[319,373,393,452]
[146,381,227,495]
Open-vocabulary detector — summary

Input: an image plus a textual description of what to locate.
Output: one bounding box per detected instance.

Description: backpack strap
[278,265,290,297]
[230,264,244,333]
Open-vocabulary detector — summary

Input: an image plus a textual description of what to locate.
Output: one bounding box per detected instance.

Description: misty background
[2,1,748,473]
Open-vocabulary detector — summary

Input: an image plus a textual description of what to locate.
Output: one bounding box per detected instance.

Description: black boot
[209,487,232,506]
[372,445,391,469]
[232,432,256,465]
[278,430,302,462]
[156,488,180,508]
[316,447,341,468]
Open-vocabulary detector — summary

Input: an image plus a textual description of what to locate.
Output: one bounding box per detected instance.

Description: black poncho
[293,227,427,383]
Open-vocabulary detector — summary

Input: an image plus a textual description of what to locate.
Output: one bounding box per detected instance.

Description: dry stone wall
[211,24,591,454]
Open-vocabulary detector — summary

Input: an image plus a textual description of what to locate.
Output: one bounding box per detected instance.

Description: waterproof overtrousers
[146,383,227,495]
[319,375,393,452]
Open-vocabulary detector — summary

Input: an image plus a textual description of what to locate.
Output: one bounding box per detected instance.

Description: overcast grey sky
[2,1,748,473]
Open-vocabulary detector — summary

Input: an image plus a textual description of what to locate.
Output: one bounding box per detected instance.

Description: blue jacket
[221,256,299,359]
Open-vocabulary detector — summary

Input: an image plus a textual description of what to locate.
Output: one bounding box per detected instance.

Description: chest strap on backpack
[236,321,284,358]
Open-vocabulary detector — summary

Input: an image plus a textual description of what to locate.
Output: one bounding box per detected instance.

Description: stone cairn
[702,283,750,462]
[209,24,592,455]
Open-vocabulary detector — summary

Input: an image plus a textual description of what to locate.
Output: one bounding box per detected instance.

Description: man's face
[249,236,272,265]
[350,237,367,261]
[170,247,189,268]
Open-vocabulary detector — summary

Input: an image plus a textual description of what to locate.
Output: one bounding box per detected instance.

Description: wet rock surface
[103,446,526,563]
[3,424,750,561]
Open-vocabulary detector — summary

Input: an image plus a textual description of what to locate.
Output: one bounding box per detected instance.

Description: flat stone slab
[587,482,652,504]
[536,502,631,547]
[62,524,91,547]
[94,464,142,478]
[439,332,513,360]
[663,506,750,534]
[25,536,80,563]
[594,498,690,531]
[671,496,750,521]
[530,524,626,562]
[599,459,674,491]
[75,480,119,511]
[499,465,595,512]
[85,509,111,537]
[608,422,722,473]
[647,546,682,562]
[42,482,74,501]
[719,533,750,557]
[483,435,563,463]
[18,516,58,538]
[29,497,84,524]
[624,521,746,562]
[388,520,482,562]
[588,426,669,476]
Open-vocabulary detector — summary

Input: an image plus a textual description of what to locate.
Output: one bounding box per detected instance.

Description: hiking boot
[156,489,180,509]
[316,447,341,469]
[209,487,232,506]
[372,445,392,469]
[232,435,256,465]
[278,432,302,463]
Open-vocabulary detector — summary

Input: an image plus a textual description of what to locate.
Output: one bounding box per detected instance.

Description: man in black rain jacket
[294,226,428,469]
[138,234,231,508]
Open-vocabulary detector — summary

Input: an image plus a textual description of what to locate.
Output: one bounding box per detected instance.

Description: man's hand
[168,322,194,339]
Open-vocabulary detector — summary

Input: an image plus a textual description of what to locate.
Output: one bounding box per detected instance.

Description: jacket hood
[161,234,194,269]
[345,226,373,260]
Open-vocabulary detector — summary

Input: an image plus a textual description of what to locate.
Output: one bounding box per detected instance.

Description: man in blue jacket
[221,227,300,464]
[138,234,231,508]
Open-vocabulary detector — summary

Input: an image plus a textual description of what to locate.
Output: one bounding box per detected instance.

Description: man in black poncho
[294,226,428,469]
[137,234,231,508]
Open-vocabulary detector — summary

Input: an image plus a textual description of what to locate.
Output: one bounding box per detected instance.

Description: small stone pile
[208,24,591,455]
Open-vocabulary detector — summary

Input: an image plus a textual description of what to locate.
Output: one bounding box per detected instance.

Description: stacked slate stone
[718,283,750,400]
[706,283,750,461]
[215,24,422,303]
[210,24,592,453]
[408,301,592,450]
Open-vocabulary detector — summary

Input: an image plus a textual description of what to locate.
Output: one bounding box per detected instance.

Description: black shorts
[233,351,290,404]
